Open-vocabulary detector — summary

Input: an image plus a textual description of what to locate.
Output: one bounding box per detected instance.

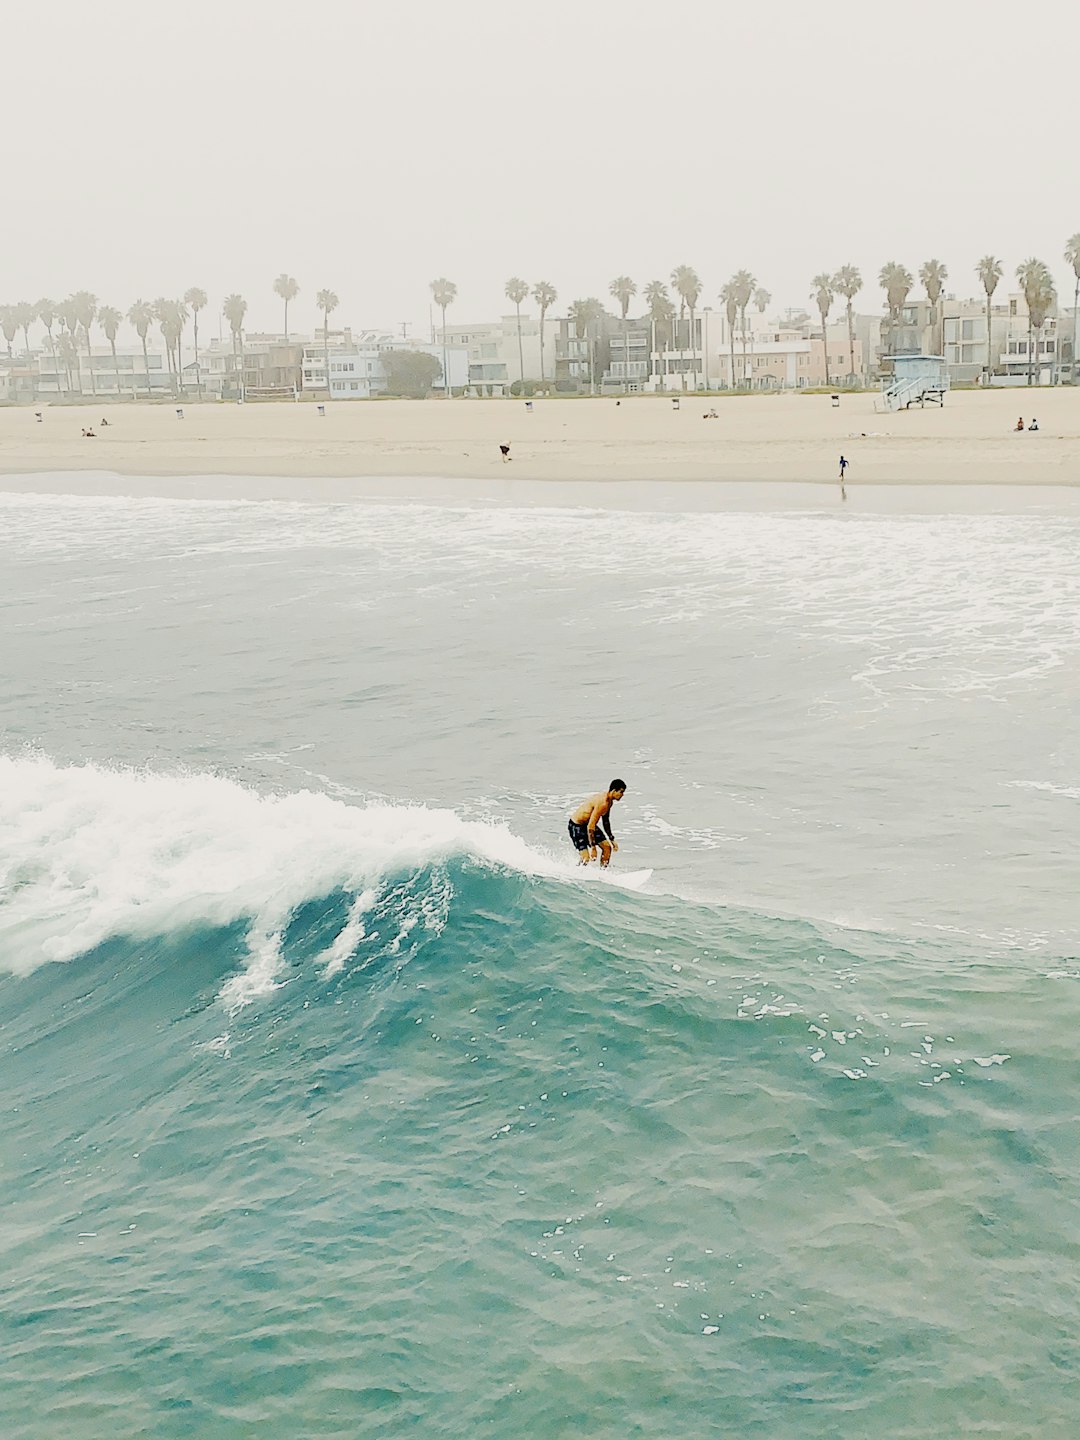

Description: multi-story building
[436,315,561,394]
[192,336,307,399]
[302,330,468,398]
[33,345,172,397]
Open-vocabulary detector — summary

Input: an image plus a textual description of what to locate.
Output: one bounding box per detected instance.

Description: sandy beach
[0,388,1077,497]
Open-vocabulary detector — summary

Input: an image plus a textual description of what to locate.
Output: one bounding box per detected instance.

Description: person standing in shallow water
[568,780,627,867]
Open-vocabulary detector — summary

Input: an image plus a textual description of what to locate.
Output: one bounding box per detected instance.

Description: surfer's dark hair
[610,778,627,793]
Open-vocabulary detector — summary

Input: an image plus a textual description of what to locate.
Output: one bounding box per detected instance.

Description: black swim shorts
[568,819,609,851]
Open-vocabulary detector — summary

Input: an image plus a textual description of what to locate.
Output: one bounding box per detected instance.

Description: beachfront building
[34,345,172,397]
[192,336,307,399]
[709,329,866,389]
[302,330,468,398]
[436,315,561,394]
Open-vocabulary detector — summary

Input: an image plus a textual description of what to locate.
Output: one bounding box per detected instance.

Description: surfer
[568,780,626,867]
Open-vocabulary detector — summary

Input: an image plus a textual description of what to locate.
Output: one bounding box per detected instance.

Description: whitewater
[2,487,1080,1439]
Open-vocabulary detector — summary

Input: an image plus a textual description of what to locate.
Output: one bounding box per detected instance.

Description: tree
[273,273,299,340]
[37,299,59,393]
[670,264,701,389]
[919,258,948,355]
[811,274,834,385]
[505,277,529,388]
[754,288,771,315]
[429,278,457,396]
[315,288,339,398]
[223,293,249,397]
[1016,258,1054,386]
[70,291,98,396]
[381,348,443,397]
[174,298,190,390]
[644,280,673,391]
[12,302,36,397]
[0,307,18,358]
[732,270,755,384]
[720,280,739,388]
[59,297,81,392]
[153,299,179,393]
[832,264,862,383]
[975,256,1003,383]
[97,305,122,395]
[532,281,557,387]
[184,287,207,396]
[127,300,154,396]
[609,276,637,393]
[878,262,913,356]
[567,298,603,393]
[1065,235,1080,383]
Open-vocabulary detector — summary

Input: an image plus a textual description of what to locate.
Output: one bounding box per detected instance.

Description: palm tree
[273,273,299,341]
[1016,259,1054,386]
[532,281,557,388]
[184,287,207,396]
[609,276,637,394]
[0,307,18,359]
[127,300,154,396]
[504,277,529,390]
[1064,236,1080,383]
[644,280,673,391]
[429,278,457,397]
[223,293,249,398]
[59,297,81,392]
[153,299,177,392]
[97,305,122,395]
[174,299,190,390]
[975,256,1003,384]
[314,288,338,399]
[670,265,702,390]
[12,302,36,397]
[567,298,603,393]
[732,270,755,384]
[71,291,98,395]
[919,259,948,355]
[811,274,834,385]
[878,262,913,357]
[832,265,862,383]
[720,281,739,388]
[754,287,771,316]
[36,299,59,393]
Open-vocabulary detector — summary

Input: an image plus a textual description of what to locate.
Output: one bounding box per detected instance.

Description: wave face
[3,758,1080,1439]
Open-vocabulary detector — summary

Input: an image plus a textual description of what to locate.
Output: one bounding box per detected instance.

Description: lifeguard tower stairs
[876,354,949,413]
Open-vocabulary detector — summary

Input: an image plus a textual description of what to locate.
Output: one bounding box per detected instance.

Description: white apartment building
[437,315,561,394]
[302,330,468,398]
[35,345,172,396]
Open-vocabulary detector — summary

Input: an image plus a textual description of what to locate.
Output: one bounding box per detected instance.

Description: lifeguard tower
[876,354,949,412]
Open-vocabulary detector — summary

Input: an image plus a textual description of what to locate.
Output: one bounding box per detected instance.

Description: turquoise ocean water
[2,486,1080,1437]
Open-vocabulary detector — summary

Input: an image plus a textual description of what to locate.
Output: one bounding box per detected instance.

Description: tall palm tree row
[127,300,154,396]
[811,274,834,384]
[609,276,637,393]
[878,262,913,356]
[919,259,948,355]
[223,293,249,396]
[1016,259,1055,385]
[644,280,673,391]
[429,278,457,396]
[832,265,862,382]
[532,281,557,387]
[975,256,1003,383]
[670,265,701,390]
[1065,234,1080,383]
[273,274,299,341]
[184,287,208,395]
[504,277,529,387]
[315,288,339,398]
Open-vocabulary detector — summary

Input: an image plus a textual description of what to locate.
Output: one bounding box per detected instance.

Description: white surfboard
[591,867,653,891]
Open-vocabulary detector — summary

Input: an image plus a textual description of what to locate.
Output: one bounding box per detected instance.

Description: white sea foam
[0,754,572,999]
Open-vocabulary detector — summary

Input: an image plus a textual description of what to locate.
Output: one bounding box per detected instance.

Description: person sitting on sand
[82,428,96,438]
[1028,418,1039,431]
[1016,416,1025,431]
[568,780,627,868]
[100,418,110,427]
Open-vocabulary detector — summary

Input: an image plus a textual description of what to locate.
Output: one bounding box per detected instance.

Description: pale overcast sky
[6,0,1079,339]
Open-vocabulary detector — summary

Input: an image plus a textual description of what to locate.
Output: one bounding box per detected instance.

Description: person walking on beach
[838,454,849,499]
[568,780,626,868]
[499,443,512,463]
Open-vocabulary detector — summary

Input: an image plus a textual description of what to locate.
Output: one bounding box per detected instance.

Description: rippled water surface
[2,489,1079,1438]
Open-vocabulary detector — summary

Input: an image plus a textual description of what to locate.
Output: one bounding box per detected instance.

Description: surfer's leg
[597,839,612,868]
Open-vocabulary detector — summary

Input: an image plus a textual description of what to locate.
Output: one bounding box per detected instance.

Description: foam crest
[0,755,563,990]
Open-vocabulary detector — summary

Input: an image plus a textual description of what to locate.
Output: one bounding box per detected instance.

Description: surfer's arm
[586,802,606,844]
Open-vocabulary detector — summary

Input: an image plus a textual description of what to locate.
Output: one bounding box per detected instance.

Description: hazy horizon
[6,0,1080,340]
